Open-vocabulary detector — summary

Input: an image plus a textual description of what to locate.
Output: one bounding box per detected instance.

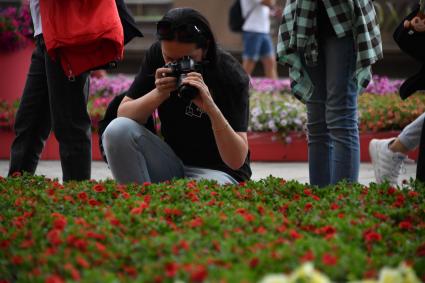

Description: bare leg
[242,59,256,76]
[261,55,278,79]
[389,138,410,154]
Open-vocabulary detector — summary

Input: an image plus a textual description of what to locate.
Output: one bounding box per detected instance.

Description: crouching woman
[102,8,252,185]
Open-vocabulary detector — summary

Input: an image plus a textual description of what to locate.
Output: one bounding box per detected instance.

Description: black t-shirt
[126,41,252,181]
[317,1,336,37]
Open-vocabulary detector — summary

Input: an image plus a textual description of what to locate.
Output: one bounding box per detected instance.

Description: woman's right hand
[155,67,177,97]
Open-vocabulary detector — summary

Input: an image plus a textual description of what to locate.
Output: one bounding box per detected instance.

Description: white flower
[288,263,331,283]
[258,274,288,283]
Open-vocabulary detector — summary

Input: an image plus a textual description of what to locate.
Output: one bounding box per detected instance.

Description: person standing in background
[277,0,383,187]
[240,0,278,79]
[8,0,142,182]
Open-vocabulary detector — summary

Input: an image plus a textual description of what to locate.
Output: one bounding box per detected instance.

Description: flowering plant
[0,2,33,52]
[1,76,424,138]
[0,174,424,282]
[88,75,132,131]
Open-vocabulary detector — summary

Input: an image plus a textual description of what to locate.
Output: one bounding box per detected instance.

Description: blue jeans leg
[398,112,424,151]
[304,34,359,187]
[102,117,185,184]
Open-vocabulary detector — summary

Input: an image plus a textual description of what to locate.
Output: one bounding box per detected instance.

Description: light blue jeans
[302,34,359,187]
[102,117,237,185]
[399,112,424,151]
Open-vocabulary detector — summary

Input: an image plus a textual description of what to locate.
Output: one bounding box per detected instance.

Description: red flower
[311,195,320,201]
[189,265,208,283]
[373,212,388,221]
[164,208,182,217]
[93,184,106,193]
[363,230,382,243]
[11,255,23,265]
[95,241,106,252]
[187,191,199,202]
[86,231,106,241]
[330,203,339,210]
[304,202,313,211]
[249,257,259,269]
[20,239,34,248]
[289,229,302,240]
[64,263,81,281]
[322,253,338,266]
[399,220,413,230]
[189,217,203,228]
[165,262,179,277]
[77,192,88,201]
[76,256,90,268]
[256,226,267,234]
[88,198,100,206]
[393,194,405,208]
[45,275,65,283]
[416,243,425,257]
[130,207,144,215]
[53,217,67,230]
[257,205,265,215]
[47,229,62,246]
[300,250,315,262]
[123,266,137,277]
[11,171,22,177]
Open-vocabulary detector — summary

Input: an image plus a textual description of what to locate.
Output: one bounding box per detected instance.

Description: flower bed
[1,76,424,135]
[0,2,33,52]
[0,175,424,282]
[1,76,423,161]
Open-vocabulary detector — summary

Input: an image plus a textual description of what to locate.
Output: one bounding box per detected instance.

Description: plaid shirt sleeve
[277,0,383,102]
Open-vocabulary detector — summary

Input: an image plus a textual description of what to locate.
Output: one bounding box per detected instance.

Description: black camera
[165,56,203,101]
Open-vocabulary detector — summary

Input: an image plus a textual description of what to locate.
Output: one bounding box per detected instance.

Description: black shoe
[399,63,425,100]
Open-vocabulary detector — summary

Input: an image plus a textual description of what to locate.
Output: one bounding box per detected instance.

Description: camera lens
[178,84,198,101]
[176,73,198,102]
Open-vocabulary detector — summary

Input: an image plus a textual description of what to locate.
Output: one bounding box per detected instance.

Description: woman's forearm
[117,89,168,124]
[208,105,249,170]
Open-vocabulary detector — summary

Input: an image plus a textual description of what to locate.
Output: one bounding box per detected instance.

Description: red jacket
[40,0,124,79]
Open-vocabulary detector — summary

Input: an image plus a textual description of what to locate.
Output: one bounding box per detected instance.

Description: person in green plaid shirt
[277,0,383,187]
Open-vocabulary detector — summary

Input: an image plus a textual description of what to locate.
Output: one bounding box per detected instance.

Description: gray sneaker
[369,138,407,186]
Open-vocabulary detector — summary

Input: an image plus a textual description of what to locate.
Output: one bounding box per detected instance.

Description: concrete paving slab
[0,160,417,186]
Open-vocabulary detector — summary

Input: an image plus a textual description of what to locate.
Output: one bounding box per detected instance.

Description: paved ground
[0,160,418,186]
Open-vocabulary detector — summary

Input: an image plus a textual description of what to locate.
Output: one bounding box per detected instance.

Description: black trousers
[417,117,425,182]
[8,35,91,181]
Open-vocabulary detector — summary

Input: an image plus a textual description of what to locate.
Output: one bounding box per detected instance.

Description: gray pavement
[0,160,418,186]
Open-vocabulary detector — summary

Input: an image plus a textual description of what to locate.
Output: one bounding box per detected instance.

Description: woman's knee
[102,117,148,151]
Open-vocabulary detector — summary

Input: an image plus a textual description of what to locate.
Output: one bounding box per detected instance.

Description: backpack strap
[244,1,260,22]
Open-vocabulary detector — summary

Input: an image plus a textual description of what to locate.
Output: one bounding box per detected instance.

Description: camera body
[165,56,203,101]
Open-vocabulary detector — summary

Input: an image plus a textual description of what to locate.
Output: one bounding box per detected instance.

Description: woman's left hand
[181,72,217,114]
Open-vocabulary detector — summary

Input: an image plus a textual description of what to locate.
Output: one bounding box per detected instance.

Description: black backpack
[228,0,257,33]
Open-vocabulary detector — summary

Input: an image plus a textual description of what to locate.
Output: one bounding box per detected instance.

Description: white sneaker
[369,138,407,186]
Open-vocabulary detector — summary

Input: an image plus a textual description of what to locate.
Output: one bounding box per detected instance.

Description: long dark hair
[157,7,218,64]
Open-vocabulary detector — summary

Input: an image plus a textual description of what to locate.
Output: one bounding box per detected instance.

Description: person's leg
[258,33,278,79]
[184,166,238,185]
[302,48,331,187]
[242,31,261,76]
[397,112,424,151]
[323,34,359,185]
[8,38,51,176]
[102,117,185,184]
[44,41,91,181]
[369,113,424,185]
